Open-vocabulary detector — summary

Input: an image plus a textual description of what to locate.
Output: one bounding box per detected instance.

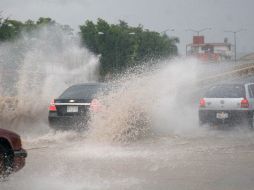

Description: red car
[0,128,27,177]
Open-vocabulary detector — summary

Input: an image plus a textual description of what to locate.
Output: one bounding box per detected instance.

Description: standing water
[1,27,254,190]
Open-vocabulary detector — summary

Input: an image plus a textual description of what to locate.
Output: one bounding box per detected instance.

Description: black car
[48,83,108,130]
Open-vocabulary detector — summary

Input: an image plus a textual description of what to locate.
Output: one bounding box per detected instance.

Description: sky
[1,0,254,56]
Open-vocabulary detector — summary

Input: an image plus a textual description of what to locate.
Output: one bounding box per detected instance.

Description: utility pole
[224,29,245,63]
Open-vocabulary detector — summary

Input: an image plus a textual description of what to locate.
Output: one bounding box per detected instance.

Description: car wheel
[199,120,204,127]
[0,144,13,177]
[198,113,207,127]
[248,112,254,129]
[199,117,207,127]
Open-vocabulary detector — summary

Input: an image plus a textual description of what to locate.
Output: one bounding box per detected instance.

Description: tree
[0,18,23,41]
[0,17,73,42]
[36,17,56,25]
[0,16,179,79]
[79,19,179,78]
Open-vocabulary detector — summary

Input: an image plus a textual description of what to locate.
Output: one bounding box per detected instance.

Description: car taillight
[90,99,101,112]
[199,98,206,107]
[241,98,249,108]
[49,99,57,111]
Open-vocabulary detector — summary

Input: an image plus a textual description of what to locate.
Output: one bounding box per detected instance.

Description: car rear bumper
[13,148,27,172]
[48,112,89,129]
[199,110,251,124]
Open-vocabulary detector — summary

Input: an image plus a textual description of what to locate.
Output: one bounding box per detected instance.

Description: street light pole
[160,28,175,35]
[160,29,175,56]
[97,31,137,70]
[224,29,245,63]
[185,27,211,36]
[234,32,236,63]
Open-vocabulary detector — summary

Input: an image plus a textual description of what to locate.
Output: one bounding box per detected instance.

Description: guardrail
[199,61,254,85]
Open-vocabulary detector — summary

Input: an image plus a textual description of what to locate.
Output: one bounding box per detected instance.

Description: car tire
[199,120,204,127]
[248,112,254,129]
[0,144,13,177]
[198,117,207,127]
[198,112,207,127]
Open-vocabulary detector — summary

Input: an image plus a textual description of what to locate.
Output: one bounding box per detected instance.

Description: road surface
[2,124,254,190]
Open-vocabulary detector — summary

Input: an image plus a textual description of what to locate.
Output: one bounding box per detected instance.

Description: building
[186,36,232,62]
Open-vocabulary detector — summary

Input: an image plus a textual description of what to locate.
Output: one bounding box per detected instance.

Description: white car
[199,83,254,128]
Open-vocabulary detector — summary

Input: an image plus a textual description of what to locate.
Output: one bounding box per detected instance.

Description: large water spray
[0,25,100,129]
[87,58,201,143]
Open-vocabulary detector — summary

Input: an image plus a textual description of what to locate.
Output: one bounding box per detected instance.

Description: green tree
[79,19,179,78]
[0,17,73,42]
[0,18,24,41]
[36,17,56,25]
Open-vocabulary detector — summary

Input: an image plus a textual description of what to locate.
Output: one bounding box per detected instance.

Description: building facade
[186,36,232,62]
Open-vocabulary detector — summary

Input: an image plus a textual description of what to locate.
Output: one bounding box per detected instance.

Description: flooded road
[2,58,254,189]
[1,25,254,190]
[2,125,254,190]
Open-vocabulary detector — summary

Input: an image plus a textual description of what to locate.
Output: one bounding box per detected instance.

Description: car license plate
[67,106,78,112]
[216,112,228,119]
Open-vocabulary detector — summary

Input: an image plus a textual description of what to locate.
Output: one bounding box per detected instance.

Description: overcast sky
[1,0,254,56]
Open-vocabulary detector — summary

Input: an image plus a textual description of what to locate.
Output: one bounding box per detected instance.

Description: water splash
[87,58,201,143]
[0,25,99,130]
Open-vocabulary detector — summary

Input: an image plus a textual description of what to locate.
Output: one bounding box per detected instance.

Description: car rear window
[205,84,245,98]
[59,84,107,99]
